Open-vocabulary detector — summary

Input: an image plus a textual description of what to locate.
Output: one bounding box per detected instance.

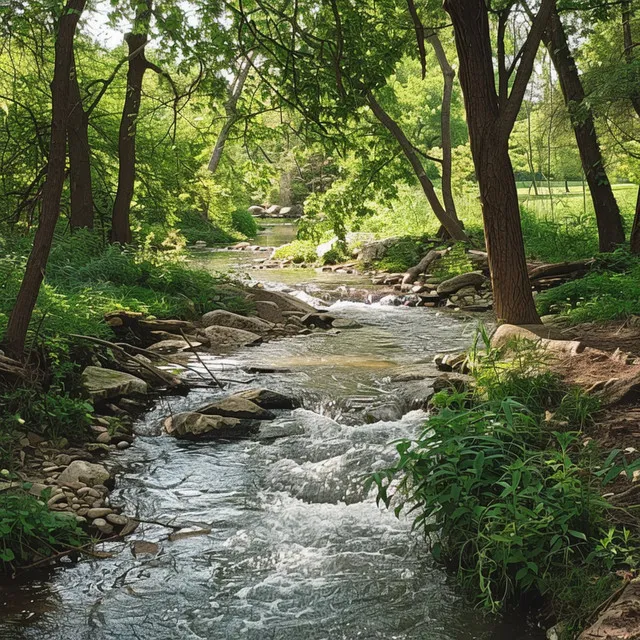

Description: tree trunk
[543,8,625,252]
[110,0,152,245]
[631,186,640,254]
[444,0,546,324]
[68,51,94,230]
[426,31,457,222]
[208,56,252,174]
[364,90,468,241]
[622,0,640,118]
[3,0,86,358]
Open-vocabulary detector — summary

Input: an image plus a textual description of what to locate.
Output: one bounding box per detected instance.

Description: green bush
[273,239,318,263]
[375,237,425,272]
[0,487,87,569]
[231,209,258,238]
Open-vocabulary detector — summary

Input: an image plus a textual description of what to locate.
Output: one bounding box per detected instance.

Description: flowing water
[0,222,546,640]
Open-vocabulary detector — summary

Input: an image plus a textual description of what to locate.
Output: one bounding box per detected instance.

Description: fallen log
[528,258,595,282]
[402,249,446,285]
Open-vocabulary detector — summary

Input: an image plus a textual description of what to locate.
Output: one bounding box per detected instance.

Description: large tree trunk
[68,51,94,230]
[208,56,252,174]
[110,0,152,245]
[631,186,640,254]
[3,0,86,358]
[622,0,640,118]
[543,8,625,252]
[444,0,549,324]
[364,90,468,241]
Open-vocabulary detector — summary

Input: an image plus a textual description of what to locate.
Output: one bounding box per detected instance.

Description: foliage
[431,243,474,280]
[375,237,427,272]
[272,240,318,264]
[369,331,637,623]
[231,209,258,239]
[0,487,87,569]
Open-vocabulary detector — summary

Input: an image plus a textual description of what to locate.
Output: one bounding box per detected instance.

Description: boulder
[147,339,201,355]
[164,412,255,439]
[254,300,286,324]
[491,324,582,356]
[232,388,299,409]
[301,313,336,329]
[316,236,338,258]
[266,204,281,215]
[436,272,487,296]
[201,309,273,334]
[57,461,110,487]
[197,325,262,350]
[247,288,316,314]
[82,366,148,402]
[357,237,401,265]
[196,396,275,420]
[248,205,266,215]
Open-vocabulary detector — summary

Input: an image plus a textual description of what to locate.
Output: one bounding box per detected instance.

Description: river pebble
[87,508,111,519]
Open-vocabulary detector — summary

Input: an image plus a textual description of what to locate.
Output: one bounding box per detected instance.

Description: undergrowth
[369,331,640,637]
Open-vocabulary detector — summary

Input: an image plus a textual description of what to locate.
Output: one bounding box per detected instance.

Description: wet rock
[197,396,275,420]
[433,372,474,394]
[198,325,262,350]
[247,288,316,314]
[92,518,113,535]
[164,412,255,439]
[436,272,487,296]
[364,403,404,424]
[147,339,201,354]
[254,300,286,324]
[106,513,128,527]
[116,440,131,450]
[201,309,273,335]
[434,352,469,373]
[232,388,299,410]
[87,508,112,519]
[56,461,110,487]
[301,313,336,329]
[332,318,362,329]
[82,366,148,402]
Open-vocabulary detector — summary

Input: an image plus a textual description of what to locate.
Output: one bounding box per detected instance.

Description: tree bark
[444,0,552,324]
[543,8,625,252]
[630,186,640,254]
[68,50,94,229]
[208,56,252,174]
[622,0,640,118]
[364,90,468,241]
[110,0,152,245]
[3,0,86,358]
[426,30,458,223]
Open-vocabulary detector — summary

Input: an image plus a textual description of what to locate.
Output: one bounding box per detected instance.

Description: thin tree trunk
[543,7,625,251]
[364,90,468,241]
[526,93,539,196]
[110,0,152,245]
[622,0,640,118]
[68,51,94,230]
[425,31,457,222]
[4,0,86,358]
[631,186,640,254]
[208,56,252,174]
[444,0,552,324]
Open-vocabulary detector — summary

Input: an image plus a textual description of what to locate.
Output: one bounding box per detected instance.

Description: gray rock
[198,325,262,350]
[106,513,128,526]
[301,313,336,329]
[331,318,362,329]
[147,339,201,354]
[232,388,299,409]
[357,237,401,265]
[164,412,255,439]
[92,518,113,535]
[82,366,148,402]
[247,288,316,314]
[248,205,266,215]
[87,508,112,519]
[254,300,285,324]
[197,396,275,420]
[57,461,110,487]
[96,432,112,444]
[116,440,131,450]
[316,236,339,258]
[201,309,273,334]
[266,204,281,215]
[436,272,487,296]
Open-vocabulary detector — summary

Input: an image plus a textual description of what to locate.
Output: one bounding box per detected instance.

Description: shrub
[231,209,258,238]
[0,487,87,569]
[375,237,425,272]
[273,239,318,263]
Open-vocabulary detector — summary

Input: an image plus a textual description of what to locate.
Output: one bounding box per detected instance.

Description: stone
[247,288,316,314]
[164,412,255,439]
[357,237,401,265]
[254,300,285,324]
[87,507,112,519]
[53,454,72,466]
[106,513,128,526]
[436,272,487,296]
[331,318,362,329]
[491,324,582,355]
[96,432,112,444]
[316,236,339,258]
[56,461,110,487]
[78,487,101,499]
[266,204,281,215]
[116,440,131,450]
[198,325,263,351]
[47,493,67,507]
[232,388,299,409]
[248,205,266,215]
[92,518,113,535]
[197,396,275,420]
[300,313,336,329]
[82,366,148,402]
[147,339,201,354]
[201,309,273,334]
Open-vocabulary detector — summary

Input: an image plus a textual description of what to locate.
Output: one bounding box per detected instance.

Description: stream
[0,221,545,639]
